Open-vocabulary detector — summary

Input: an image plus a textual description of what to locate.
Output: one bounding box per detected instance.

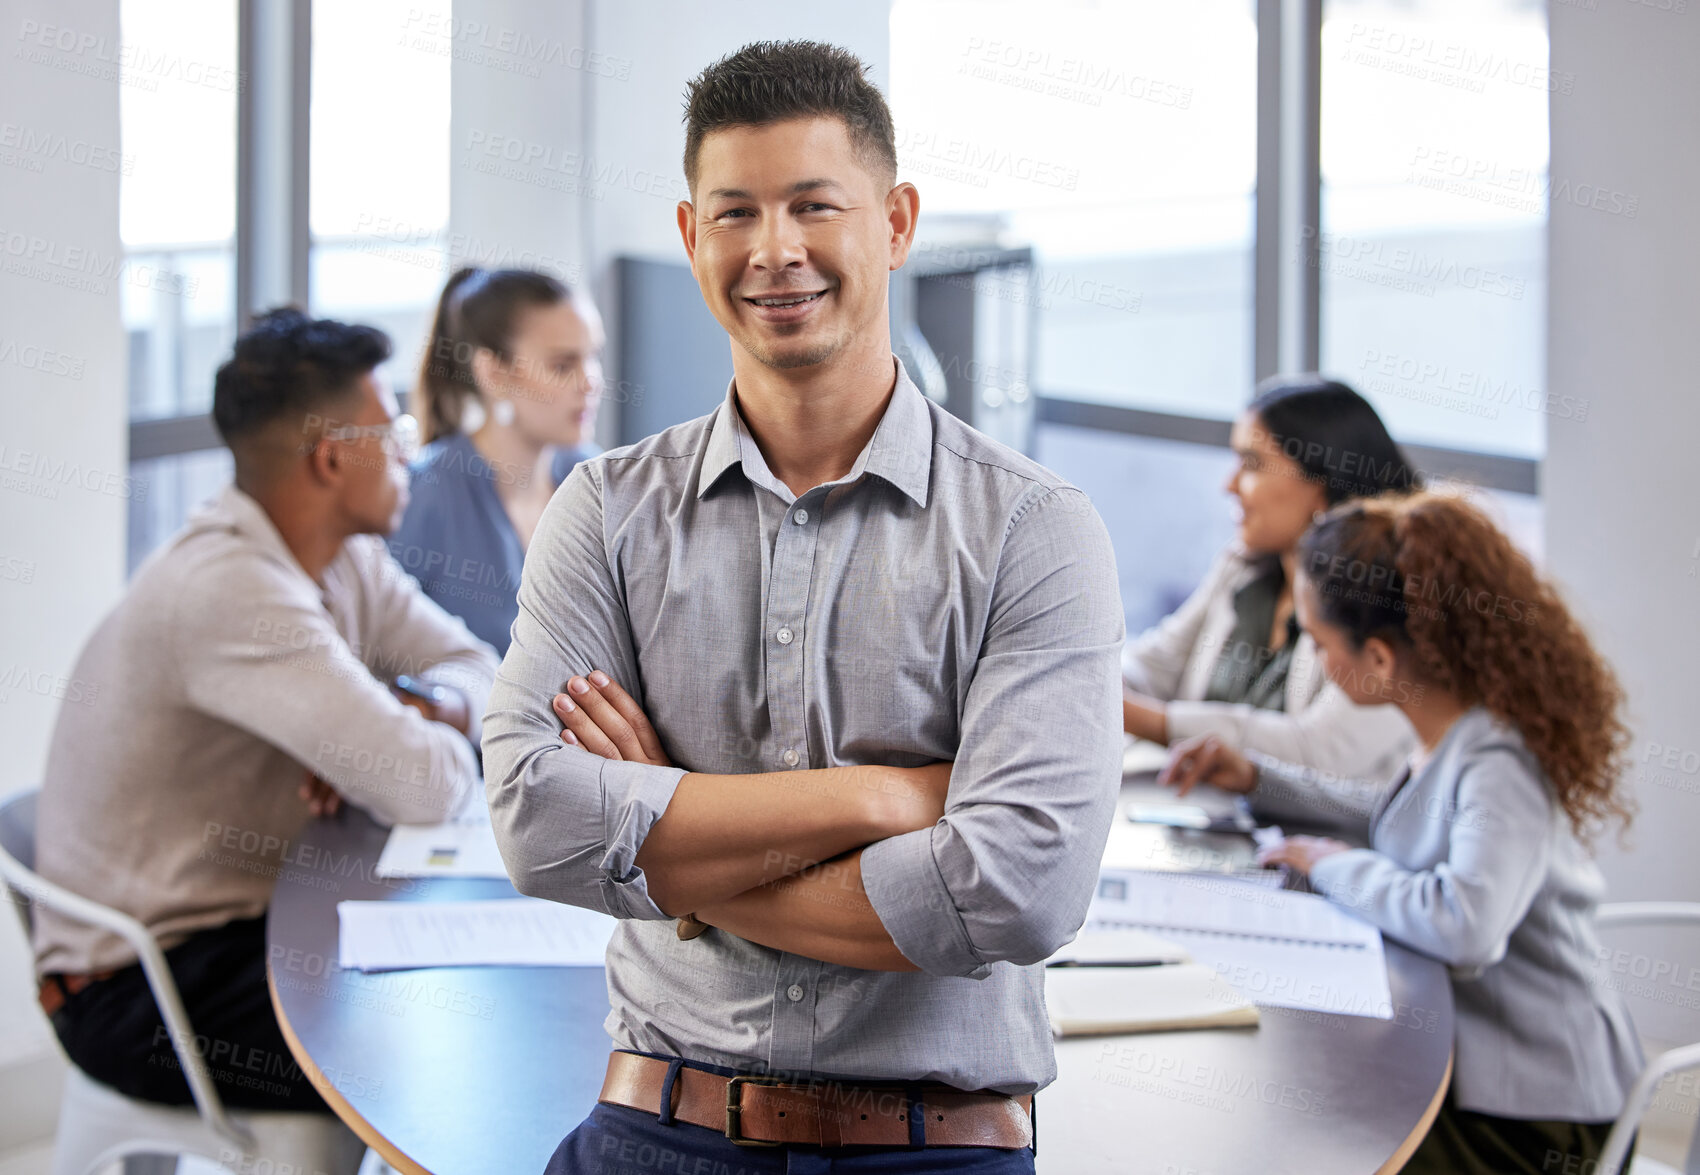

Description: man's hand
[552,670,672,767]
[551,671,951,837]
[1157,733,1258,797]
[1123,691,1169,743]
[298,770,343,818]
[552,670,958,918]
[1256,835,1351,875]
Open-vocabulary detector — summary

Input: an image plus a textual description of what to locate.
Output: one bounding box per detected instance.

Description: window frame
[133,0,1540,502]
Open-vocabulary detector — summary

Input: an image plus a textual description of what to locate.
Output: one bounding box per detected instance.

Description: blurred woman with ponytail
[392,267,604,655]
[1160,490,1643,1174]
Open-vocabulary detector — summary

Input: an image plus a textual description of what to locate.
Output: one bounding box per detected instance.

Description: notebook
[1084,871,1395,1020]
[1046,963,1260,1036]
[1044,928,1259,1037]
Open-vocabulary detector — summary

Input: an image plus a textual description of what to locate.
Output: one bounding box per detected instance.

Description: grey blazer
[1251,707,1643,1121]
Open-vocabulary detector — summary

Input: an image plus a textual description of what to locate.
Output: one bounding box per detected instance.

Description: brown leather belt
[598,1051,1034,1149]
[37,970,116,1018]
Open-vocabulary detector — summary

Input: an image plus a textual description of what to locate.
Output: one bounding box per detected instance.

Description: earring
[491,398,516,427]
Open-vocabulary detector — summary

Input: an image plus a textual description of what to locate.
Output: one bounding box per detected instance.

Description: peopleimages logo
[1300,227,1526,300]
[0,444,146,501]
[0,122,132,174]
[14,19,246,92]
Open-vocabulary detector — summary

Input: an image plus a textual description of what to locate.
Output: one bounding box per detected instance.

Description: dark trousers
[49,915,333,1113]
[1400,1086,1631,1175]
[545,1056,1036,1175]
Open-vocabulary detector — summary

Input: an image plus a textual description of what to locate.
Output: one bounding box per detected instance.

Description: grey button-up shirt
[483,359,1124,1093]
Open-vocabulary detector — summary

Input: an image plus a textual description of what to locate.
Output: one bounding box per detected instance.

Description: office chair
[0,789,365,1175]
[1596,902,1700,1175]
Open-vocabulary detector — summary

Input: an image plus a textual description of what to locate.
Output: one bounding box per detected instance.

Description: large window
[892,0,1547,632]
[120,0,238,567]
[891,0,1258,421]
[310,0,451,394]
[125,1,451,569]
[1321,0,1551,460]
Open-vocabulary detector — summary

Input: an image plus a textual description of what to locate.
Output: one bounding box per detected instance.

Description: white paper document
[374,818,509,879]
[337,898,616,971]
[1085,871,1394,1019]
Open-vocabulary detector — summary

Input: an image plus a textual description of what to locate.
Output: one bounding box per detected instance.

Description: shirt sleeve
[480,461,686,919]
[1166,679,1416,783]
[1307,749,1554,970]
[175,551,481,827]
[1121,547,1233,698]
[349,536,500,746]
[861,487,1126,978]
[1246,752,1384,836]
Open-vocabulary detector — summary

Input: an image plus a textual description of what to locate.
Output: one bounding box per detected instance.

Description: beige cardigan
[1122,544,1415,783]
[33,486,498,975]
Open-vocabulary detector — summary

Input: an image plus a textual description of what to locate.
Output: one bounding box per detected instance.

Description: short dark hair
[682,40,897,195]
[1249,375,1421,505]
[212,307,392,446]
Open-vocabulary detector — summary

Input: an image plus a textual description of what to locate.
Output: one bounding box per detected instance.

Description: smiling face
[677,116,915,375]
[1225,410,1329,557]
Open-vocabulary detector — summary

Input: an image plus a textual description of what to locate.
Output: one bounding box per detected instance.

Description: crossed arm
[481,469,1125,980]
[551,671,942,971]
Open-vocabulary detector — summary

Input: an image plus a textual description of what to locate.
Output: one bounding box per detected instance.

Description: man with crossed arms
[483,39,1124,1173]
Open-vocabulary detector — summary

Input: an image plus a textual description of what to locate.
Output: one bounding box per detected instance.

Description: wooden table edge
[1375,1048,1453,1175]
[267,962,434,1175]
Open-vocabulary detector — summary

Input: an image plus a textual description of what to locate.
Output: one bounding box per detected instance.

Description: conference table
[268,778,1454,1175]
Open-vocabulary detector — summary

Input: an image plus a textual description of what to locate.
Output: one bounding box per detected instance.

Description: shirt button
[787,984,805,1002]
[782,748,800,767]
[776,626,794,645]
[793,509,809,525]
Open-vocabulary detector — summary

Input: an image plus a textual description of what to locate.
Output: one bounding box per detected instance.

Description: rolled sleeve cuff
[596,757,687,920]
[861,827,992,980]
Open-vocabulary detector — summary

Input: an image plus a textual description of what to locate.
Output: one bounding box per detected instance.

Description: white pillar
[0,0,126,1141]
[1546,4,1700,917]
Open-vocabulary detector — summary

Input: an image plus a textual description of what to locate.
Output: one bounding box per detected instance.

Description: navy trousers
[545,1056,1037,1175]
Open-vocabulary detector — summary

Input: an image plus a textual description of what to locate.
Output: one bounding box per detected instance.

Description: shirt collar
[697,355,933,508]
[197,483,331,589]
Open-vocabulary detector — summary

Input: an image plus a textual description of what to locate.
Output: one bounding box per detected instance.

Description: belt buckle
[724,1074,786,1147]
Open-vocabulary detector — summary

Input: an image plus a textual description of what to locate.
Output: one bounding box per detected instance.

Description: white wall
[0,0,126,1145]
[1545,1,1700,912]
[447,0,591,292]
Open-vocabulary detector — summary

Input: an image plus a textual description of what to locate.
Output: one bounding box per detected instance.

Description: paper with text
[338,898,616,971]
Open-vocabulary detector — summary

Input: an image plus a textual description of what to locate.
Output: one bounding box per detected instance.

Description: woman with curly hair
[1160,489,1643,1175]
